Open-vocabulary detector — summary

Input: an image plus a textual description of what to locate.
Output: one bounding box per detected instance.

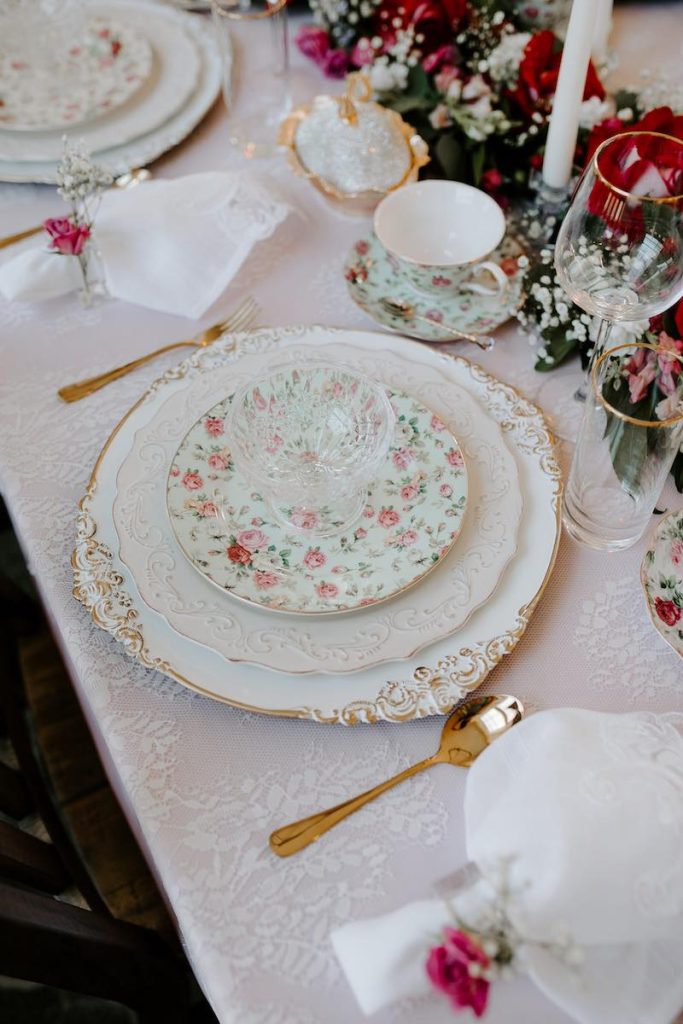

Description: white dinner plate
[74,328,561,725]
[0,0,220,183]
[0,3,200,162]
[113,339,522,673]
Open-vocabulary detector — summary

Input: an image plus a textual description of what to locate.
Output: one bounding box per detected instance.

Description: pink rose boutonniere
[427,929,491,1018]
[44,217,91,256]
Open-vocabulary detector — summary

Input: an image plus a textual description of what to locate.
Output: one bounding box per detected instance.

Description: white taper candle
[592,0,613,64]
[542,0,598,191]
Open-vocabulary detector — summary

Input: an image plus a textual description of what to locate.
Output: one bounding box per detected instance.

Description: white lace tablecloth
[0,7,681,1023]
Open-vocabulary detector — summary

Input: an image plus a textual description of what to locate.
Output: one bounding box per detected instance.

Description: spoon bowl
[269,694,523,857]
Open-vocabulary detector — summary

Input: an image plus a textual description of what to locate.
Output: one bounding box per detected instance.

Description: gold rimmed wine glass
[549,130,683,439]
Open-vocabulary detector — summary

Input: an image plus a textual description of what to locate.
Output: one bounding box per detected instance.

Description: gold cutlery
[58,296,259,403]
[0,168,152,252]
[379,297,495,351]
[269,694,523,857]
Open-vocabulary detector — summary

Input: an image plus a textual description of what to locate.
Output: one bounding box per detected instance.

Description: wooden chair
[0,548,198,1021]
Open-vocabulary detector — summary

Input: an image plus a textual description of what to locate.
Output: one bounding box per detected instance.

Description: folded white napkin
[0,172,292,318]
[332,708,683,1024]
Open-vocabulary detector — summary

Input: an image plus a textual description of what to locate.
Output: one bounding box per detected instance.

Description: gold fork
[58,296,259,403]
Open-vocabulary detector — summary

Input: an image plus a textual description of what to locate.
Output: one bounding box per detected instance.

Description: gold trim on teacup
[72,328,562,725]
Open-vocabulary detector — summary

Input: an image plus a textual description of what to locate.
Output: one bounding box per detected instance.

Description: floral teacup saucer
[641,508,683,658]
[345,233,526,342]
[167,389,468,616]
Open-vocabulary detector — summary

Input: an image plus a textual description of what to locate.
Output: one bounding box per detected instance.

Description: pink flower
[363,505,375,518]
[251,517,264,526]
[355,239,370,255]
[182,470,203,491]
[481,168,504,193]
[424,308,444,323]
[196,501,219,518]
[447,448,464,468]
[322,48,349,78]
[434,63,460,93]
[237,529,269,551]
[430,414,446,431]
[350,37,376,67]
[303,547,326,569]
[393,447,414,469]
[655,331,683,396]
[227,543,251,565]
[624,348,658,403]
[331,565,345,574]
[204,417,225,437]
[208,452,229,471]
[398,529,418,546]
[655,597,682,627]
[378,507,400,528]
[432,275,453,287]
[401,483,419,502]
[354,527,367,539]
[44,217,90,256]
[170,466,180,477]
[316,581,339,599]
[253,570,279,589]
[295,25,330,64]
[424,45,458,74]
[440,483,453,497]
[253,388,267,411]
[426,928,491,1018]
[291,508,319,530]
[670,539,683,566]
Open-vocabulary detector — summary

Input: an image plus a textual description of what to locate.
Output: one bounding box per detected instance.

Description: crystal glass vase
[227,359,396,538]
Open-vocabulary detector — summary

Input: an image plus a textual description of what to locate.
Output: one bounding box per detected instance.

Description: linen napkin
[331,708,683,1024]
[0,172,292,318]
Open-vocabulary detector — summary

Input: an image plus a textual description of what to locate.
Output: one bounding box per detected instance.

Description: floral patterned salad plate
[167,389,468,615]
[0,16,153,132]
[641,508,683,658]
[345,233,526,342]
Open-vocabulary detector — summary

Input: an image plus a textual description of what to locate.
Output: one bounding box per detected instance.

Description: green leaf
[604,414,648,496]
[471,144,486,186]
[672,450,683,493]
[434,133,466,181]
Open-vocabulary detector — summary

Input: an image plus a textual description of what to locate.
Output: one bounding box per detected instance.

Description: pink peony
[430,414,447,431]
[44,217,90,256]
[182,470,204,491]
[440,483,453,497]
[237,529,269,551]
[401,483,419,502]
[393,447,414,470]
[303,547,326,569]
[204,417,225,437]
[196,501,219,518]
[295,24,330,64]
[378,507,400,528]
[426,928,491,1018]
[316,581,339,599]
[398,529,418,546]
[253,570,279,589]
[655,596,682,626]
[447,448,464,468]
[291,508,319,530]
[208,452,229,471]
[354,527,367,539]
[670,538,683,566]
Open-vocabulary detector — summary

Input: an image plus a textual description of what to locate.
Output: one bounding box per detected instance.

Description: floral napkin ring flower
[43,137,113,306]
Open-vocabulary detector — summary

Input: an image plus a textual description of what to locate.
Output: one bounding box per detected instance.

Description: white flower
[462,74,491,103]
[487,32,531,87]
[369,59,409,93]
[578,95,616,130]
[429,103,453,130]
[446,79,463,103]
[609,319,649,344]
[468,95,493,119]
[617,107,634,121]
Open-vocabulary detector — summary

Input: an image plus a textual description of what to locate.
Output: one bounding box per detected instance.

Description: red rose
[509,30,604,119]
[43,217,91,256]
[586,105,683,162]
[426,928,490,1018]
[375,0,466,59]
[227,543,251,565]
[295,25,330,65]
[654,597,682,627]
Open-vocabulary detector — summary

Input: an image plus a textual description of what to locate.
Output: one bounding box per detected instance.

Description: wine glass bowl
[555,131,683,323]
[227,359,396,537]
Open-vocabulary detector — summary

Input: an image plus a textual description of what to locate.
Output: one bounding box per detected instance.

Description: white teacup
[373,180,508,299]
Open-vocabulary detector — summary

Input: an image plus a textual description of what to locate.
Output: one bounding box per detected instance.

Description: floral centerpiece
[297,0,683,488]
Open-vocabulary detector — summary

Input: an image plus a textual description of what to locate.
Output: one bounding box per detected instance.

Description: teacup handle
[463,260,508,297]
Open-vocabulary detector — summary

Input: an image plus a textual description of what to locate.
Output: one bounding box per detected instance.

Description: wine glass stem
[574,318,614,402]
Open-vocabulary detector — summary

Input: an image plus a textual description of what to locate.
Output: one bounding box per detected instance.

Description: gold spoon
[379,297,495,351]
[0,168,152,251]
[269,694,523,858]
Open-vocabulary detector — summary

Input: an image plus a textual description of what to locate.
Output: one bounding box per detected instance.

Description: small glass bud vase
[76,235,108,308]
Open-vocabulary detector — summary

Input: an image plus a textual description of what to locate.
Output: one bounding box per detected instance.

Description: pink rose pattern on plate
[641,510,683,658]
[167,389,468,615]
[0,17,152,131]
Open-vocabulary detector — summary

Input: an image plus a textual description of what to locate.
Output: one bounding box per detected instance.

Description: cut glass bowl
[227,359,395,537]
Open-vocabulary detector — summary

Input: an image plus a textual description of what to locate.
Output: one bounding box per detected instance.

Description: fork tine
[218,296,253,332]
[224,298,259,335]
